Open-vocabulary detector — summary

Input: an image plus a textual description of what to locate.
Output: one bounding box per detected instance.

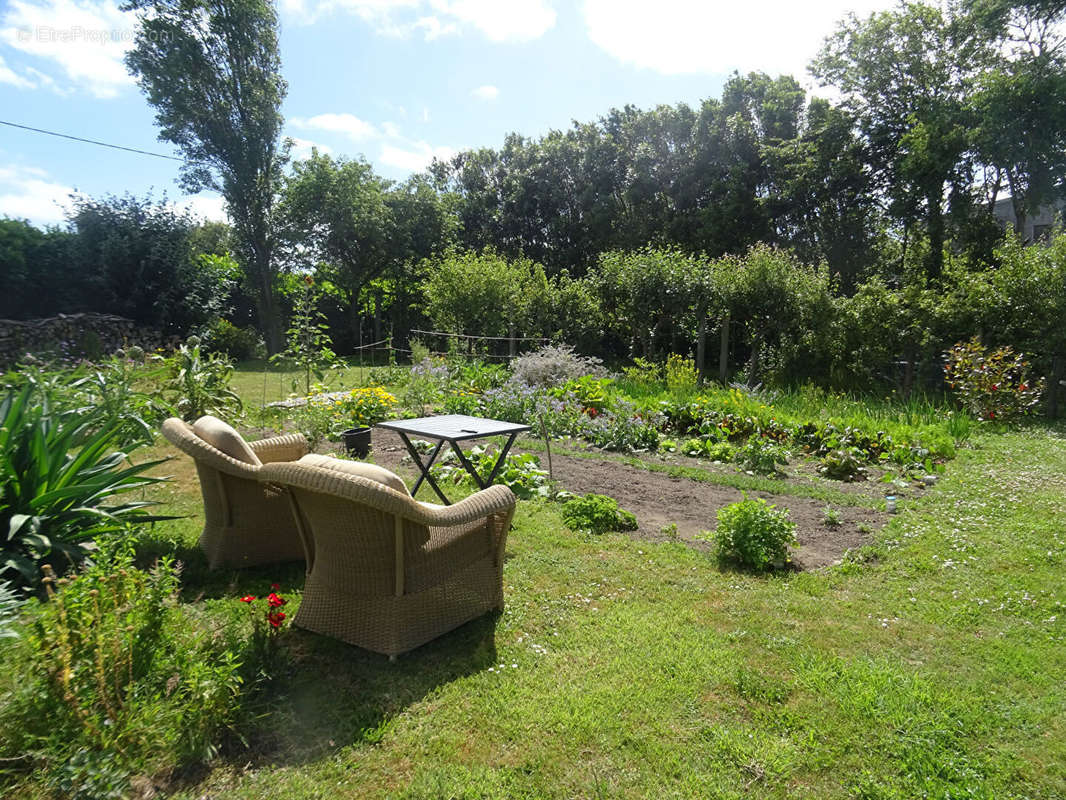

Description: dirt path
[365,430,883,571]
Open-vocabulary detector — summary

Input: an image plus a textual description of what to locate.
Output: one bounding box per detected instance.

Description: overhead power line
[0,119,184,162]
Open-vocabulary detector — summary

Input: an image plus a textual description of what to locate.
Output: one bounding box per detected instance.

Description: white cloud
[582,0,892,78]
[0,163,77,225]
[0,0,135,98]
[379,140,455,172]
[0,53,34,87]
[286,136,333,159]
[175,193,228,223]
[290,112,378,141]
[471,84,499,101]
[281,0,555,42]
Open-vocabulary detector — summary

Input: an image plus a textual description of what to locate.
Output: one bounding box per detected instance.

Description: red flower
[270,582,281,591]
[267,592,287,608]
[239,595,257,603]
[1019,383,1027,391]
[267,611,286,628]
[991,384,999,391]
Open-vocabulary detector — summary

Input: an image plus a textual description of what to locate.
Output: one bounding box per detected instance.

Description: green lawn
[135,401,1066,798]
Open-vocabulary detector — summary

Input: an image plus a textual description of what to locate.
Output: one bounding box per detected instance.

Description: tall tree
[812,2,989,280]
[124,0,288,352]
[967,0,1066,237]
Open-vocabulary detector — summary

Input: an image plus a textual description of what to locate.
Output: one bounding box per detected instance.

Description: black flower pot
[341,427,372,458]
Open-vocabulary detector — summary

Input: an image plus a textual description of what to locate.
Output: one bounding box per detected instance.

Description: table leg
[449,432,521,490]
[399,433,451,505]
[449,440,488,490]
[487,432,520,486]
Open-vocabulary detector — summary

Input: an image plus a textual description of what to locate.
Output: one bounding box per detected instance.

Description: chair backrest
[161,418,261,479]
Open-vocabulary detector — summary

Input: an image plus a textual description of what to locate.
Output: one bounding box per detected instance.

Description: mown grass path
[163,427,1065,799]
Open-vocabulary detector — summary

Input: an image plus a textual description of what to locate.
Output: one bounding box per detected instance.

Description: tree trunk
[718,313,730,384]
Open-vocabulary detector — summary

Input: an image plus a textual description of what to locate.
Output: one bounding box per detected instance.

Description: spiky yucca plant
[0,384,169,589]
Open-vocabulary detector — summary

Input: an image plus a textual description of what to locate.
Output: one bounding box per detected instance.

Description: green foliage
[510,344,606,388]
[710,496,797,571]
[561,493,638,535]
[943,338,1045,423]
[736,437,789,475]
[620,358,662,394]
[818,448,869,482]
[582,401,662,453]
[164,339,242,422]
[558,376,613,415]
[432,447,551,500]
[664,354,699,397]
[822,506,843,527]
[202,318,263,361]
[125,0,288,351]
[273,278,339,396]
[0,383,169,589]
[0,555,249,796]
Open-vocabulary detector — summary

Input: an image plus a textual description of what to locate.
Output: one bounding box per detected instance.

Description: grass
[157,423,1066,799]
[9,366,1066,798]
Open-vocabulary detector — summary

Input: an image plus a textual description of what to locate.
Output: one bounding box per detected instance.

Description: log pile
[0,313,175,367]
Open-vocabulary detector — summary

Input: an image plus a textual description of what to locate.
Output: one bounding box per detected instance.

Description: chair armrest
[250,433,310,464]
[417,485,517,528]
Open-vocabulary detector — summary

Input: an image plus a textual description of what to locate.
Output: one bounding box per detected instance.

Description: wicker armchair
[161,418,310,568]
[259,461,516,658]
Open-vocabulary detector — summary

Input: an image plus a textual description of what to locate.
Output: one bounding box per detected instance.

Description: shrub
[943,338,1045,423]
[822,506,843,527]
[735,437,789,475]
[711,496,797,571]
[558,375,613,415]
[665,353,699,396]
[582,401,662,452]
[621,357,662,393]
[0,384,169,589]
[164,338,242,422]
[510,344,606,388]
[561,493,638,534]
[818,448,868,481]
[202,318,263,361]
[0,555,252,797]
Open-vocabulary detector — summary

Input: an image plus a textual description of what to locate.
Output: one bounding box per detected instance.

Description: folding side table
[375,414,531,505]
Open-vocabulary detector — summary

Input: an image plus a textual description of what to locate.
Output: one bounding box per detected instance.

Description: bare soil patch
[368,430,883,570]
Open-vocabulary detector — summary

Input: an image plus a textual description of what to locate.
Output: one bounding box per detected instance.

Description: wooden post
[509,322,516,358]
[718,313,730,384]
[696,315,707,383]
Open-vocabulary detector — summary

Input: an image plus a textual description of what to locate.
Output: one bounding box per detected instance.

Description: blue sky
[0,0,890,227]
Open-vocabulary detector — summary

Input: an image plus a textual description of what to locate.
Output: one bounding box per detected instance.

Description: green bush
[203,318,263,361]
[711,496,797,571]
[735,437,789,475]
[558,375,613,415]
[561,493,638,534]
[943,338,1045,423]
[818,448,868,481]
[664,353,699,396]
[0,554,253,797]
[0,383,169,589]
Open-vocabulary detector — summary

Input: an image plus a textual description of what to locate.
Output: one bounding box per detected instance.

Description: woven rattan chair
[259,461,516,658]
[161,417,310,568]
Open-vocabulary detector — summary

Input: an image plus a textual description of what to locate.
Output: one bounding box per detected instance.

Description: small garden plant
[943,338,1045,423]
[561,493,638,535]
[818,448,868,481]
[709,496,797,571]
